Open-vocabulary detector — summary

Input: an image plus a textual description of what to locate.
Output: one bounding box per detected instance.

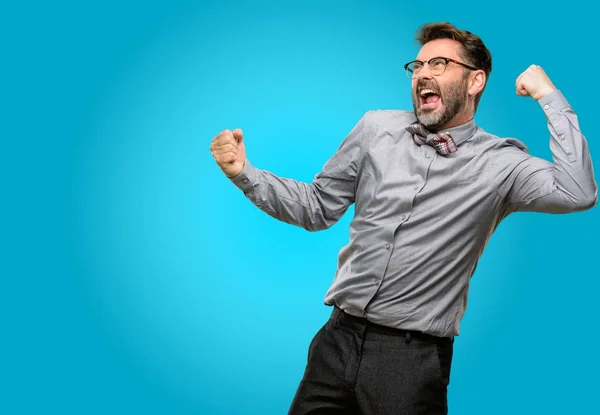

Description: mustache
[415,80,440,93]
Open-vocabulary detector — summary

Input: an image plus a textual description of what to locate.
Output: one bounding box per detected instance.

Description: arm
[507,66,597,213]
[214,113,370,231]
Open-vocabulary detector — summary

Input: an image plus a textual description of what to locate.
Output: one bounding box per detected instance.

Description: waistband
[331,306,452,344]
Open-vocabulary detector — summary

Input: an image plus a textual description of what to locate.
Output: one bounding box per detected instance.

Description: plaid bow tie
[406,123,458,155]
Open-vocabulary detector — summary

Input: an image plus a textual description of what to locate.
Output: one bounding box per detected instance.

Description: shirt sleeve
[227,112,371,231]
[507,90,598,213]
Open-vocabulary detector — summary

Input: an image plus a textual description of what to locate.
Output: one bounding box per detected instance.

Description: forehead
[416,38,463,61]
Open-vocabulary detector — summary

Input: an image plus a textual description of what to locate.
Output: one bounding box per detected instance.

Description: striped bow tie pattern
[405,123,458,155]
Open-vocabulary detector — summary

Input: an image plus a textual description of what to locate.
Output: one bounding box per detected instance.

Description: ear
[468,70,486,97]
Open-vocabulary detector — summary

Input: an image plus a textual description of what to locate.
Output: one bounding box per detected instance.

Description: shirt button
[401,215,407,220]
[242,179,249,183]
[385,244,391,250]
[560,134,565,140]
[425,154,430,158]
[414,185,419,190]
[544,104,550,110]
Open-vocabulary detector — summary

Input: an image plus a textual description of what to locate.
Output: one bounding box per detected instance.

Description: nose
[415,65,434,80]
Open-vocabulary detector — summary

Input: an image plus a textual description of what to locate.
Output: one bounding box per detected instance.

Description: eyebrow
[414,56,457,61]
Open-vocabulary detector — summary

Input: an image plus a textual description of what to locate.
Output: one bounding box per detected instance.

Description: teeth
[419,88,438,96]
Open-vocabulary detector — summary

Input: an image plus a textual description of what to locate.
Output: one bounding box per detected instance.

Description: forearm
[546,91,597,209]
[510,91,598,212]
[229,159,354,231]
[226,112,368,230]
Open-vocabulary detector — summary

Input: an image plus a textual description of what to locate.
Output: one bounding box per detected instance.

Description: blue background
[3,0,599,414]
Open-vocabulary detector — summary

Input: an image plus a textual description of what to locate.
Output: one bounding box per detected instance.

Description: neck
[437,100,475,130]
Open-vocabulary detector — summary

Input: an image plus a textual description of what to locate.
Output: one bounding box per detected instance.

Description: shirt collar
[436,118,478,147]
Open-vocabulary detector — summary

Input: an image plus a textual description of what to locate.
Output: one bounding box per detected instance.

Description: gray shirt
[229,90,597,337]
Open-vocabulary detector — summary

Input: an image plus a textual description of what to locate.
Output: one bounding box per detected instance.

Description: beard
[412,75,469,131]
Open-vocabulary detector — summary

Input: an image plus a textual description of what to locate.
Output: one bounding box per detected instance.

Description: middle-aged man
[209,22,597,415]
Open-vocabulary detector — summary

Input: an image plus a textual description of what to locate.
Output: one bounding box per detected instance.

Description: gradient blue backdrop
[3,1,599,414]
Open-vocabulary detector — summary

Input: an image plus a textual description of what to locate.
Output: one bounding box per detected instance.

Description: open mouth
[419,88,441,110]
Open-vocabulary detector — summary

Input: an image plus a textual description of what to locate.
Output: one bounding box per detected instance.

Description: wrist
[535,86,557,101]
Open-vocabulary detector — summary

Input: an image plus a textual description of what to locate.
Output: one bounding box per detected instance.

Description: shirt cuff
[228,159,258,193]
[538,89,570,118]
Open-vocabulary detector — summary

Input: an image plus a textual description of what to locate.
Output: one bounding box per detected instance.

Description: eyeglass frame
[403,57,479,78]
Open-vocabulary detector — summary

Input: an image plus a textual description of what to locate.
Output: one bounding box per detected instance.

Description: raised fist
[210,128,246,178]
[515,65,557,101]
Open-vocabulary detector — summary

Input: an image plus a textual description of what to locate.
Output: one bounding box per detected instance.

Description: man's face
[411,39,470,130]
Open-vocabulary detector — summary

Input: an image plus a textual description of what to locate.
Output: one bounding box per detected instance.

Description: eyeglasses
[403,57,479,78]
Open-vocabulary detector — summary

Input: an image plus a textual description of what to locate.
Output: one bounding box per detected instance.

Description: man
[209,22,597,414]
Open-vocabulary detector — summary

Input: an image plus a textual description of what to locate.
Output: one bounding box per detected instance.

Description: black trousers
[288,307,454,415]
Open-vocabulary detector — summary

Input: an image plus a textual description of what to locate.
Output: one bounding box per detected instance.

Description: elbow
[303,193,346,231]
[573,191,598,211]
[585,193,598,210]
[305,225,327,232]
[304,217,335,232]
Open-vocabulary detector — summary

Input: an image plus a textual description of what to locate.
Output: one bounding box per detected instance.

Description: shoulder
[361,109,417,135]
[363,109,417,126]
[472,127,534,175]
[473,127,530,156]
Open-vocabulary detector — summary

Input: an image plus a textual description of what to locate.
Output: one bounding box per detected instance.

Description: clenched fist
[210,128,246,178]
[515,65,557,101]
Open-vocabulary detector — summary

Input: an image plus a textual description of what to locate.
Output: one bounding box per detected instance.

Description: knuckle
[216,130,232,142]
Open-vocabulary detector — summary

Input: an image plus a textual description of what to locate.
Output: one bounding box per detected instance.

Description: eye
[430,58,446,70]
[411,62,423,72]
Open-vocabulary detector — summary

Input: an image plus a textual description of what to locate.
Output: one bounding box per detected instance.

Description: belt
[332,306,452,344]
